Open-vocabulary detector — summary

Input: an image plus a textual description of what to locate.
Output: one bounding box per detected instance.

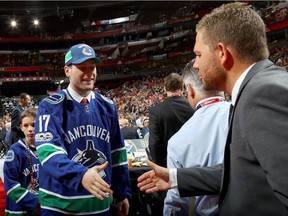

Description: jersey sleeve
[35,93,88,191]
[4,148,39,212]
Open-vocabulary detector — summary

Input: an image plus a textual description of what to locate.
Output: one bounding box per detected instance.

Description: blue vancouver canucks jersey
[4,140,40,216]
[35,90,131,215]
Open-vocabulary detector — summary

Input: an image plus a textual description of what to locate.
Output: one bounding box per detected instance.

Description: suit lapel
[235,59,273,107]
[219,59,273,204]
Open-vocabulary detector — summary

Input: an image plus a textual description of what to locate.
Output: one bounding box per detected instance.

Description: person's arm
[35,101,87,189]
[35,97,112,198]
[137,159,222,197]
[177,165,222,197]
[81,161,112,199]
[148,108,165,166]
[137,159,171,193]
[4,148,39,213]
[11,107,21,132]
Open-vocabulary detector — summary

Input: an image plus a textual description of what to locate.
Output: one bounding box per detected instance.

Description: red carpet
[0,178,5,216]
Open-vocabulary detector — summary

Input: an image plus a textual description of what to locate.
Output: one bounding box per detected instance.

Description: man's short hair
[20,93,29,100]
[164,73,184,92]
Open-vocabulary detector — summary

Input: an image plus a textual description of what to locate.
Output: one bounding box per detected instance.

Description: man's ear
[64,65,70,77]
[216,43,233,70]
[187,84,195,99]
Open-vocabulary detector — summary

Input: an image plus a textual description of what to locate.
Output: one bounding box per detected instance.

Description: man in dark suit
[119,118,141,139]
[138,2,288,215]
[0,118,7,142]
[9,93,31,145]
[0,118,7,157]
[148,73,194,167]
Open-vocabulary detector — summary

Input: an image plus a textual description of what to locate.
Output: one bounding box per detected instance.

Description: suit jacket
[0,127,7,142]
[177,59,288,215]
[10,104,25,145]
[149,96,194,167]
[121,126,140,139]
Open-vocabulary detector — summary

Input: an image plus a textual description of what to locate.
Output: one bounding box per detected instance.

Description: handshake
[137,159,171,193]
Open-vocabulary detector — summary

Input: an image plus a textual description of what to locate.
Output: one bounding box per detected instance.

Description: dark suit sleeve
[0,128,7,141]
[11,107,21,133]
[148,108,166,166]
[178,164,222,197]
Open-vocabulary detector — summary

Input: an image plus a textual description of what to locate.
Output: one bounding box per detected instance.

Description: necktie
[228,104,234,126]
[80,98,89,104]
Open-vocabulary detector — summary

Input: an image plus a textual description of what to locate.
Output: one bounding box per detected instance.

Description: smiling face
[193,30,226,92]
[64,59,97,96]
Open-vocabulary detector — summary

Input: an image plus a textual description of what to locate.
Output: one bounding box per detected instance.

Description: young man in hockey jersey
[34,44,131,215]
[4,108,40,215]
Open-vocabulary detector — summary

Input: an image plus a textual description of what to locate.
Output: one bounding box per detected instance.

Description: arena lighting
[33,19,39,26]
[10,20,17,27]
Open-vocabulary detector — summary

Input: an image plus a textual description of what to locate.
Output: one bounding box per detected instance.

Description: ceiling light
[10,20,17,27]
[33,19,39,26]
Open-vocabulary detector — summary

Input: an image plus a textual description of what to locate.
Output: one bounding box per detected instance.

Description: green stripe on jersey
[5,210,29,216]
[8,185,27,202]
[39,190,111,213]
[37,144,67,163]
[111,148,127,165]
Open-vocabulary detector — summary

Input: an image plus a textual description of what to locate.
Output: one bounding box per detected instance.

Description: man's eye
[78,65,95,71]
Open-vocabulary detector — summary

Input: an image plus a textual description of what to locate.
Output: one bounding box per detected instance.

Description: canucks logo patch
[44,93,65,104]
[5,150,15,162]
[80,45,93,56]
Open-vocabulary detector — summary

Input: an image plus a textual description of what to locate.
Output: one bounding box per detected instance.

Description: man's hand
[117,198,129,216]
[82,161,113,200]
[137,159,171,193]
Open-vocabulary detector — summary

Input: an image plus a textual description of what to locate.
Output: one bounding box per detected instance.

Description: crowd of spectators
[101,41,287,127]
[0,2,286,68]
[259,2,288,25]
[0,53,32,67]
[0,40,286,81]
[0,41,287,127]
[269,42,288,71]
[105,73,166,124]
[1,1,286,41]
[0,2,286,135]
[0,96,39,117]
[0,42,286,147]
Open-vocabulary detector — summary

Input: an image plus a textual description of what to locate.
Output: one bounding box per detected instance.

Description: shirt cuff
[169,168,178,188]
